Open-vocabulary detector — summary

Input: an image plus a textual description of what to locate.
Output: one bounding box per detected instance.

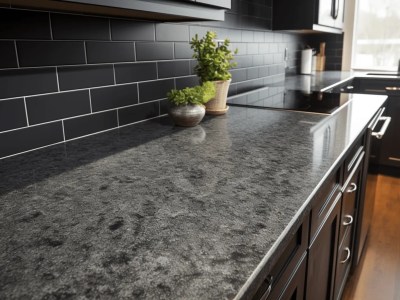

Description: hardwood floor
[342,175,400,300]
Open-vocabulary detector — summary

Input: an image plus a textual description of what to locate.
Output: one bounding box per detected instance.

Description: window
[352,0,400,71]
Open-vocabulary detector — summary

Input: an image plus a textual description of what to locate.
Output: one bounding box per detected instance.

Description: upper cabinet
[272,0,344,33]
[1,0,229,21]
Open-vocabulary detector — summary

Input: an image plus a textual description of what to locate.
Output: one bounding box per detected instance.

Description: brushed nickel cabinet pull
[343,215,353,226]
[372,116,391,139]
[340,248,351,264]
[347,183,357,193]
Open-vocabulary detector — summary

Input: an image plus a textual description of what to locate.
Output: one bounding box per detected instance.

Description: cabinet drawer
[333,227,353,300]
[253,217,309,300]
[310,168,341,242]
[340,152,364,243]
[343,135,364,182]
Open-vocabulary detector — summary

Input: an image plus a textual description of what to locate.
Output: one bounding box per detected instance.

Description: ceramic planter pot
[168,104,206,127]
[205,79,231,115]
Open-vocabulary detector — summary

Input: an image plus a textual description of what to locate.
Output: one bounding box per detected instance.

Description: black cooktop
[228,86,352,114]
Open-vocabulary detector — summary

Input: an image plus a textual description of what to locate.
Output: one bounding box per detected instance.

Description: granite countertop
[0,93,387,299]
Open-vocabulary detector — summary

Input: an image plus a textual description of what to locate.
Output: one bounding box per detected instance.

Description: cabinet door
[279,253,307,300]
[318,0,336,28]
[379,96,400,167]
[195,0,231,9]
[306,192,341,300]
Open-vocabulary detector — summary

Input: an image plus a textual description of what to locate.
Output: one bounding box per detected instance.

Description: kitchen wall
[0,0,342,159]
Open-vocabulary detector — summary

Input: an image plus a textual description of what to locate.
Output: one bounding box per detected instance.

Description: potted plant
[190,31,237,115]
[167,81,216,127]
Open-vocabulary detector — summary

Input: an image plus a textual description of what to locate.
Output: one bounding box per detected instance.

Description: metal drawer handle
[385,86,400,91]
[340,247,351,264]
[372,116,391,139]
[347,183,357,193]
[343,215,353,226]
[260,275,273,300]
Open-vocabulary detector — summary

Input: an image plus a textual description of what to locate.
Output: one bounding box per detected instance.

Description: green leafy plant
[190,31,238,82]
[167,81,216,106]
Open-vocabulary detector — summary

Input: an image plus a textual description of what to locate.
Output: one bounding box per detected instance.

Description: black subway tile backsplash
[17,41,86,67]
[26,90,91,125]
[51,13,110,40]
[174,43,193,59]
[0,2,317,159]
[0,68,58,99]
[63,110,118,140]
[139,79,174,102]
[0,8,51,39]
[118,102,159,126]
[86,41,135,64]
[175,76,200,89]
[0,98,27,132]
[136,42,174,61]
[91,84,138,112]
[0,122,63,158]
[58,65,114,91]
[0,41,18,69]
[156,24,189,42]
[157,61,190,79]
[111,19,155,41]
[115,62,157,84]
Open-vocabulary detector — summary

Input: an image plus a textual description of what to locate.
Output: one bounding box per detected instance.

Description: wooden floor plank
[341,175,400,300]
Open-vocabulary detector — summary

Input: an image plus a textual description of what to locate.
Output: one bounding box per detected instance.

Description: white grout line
[55,66,60,92]
[88,90,93,113]
[112,64,116,84]
[13,40,20,68]
[0,140,67,160]
[116,108,120,126]
[23,97,29,126]
[61,120,66,141]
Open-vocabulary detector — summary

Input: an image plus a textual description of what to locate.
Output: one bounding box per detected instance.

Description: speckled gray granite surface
[0,94,387,300]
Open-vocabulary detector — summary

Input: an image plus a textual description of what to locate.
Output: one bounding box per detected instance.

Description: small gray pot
[168,104,206,127]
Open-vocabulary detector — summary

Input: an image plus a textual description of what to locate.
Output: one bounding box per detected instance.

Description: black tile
[111,19,155,41]
[17,41,85,67]
[0,8,51,39]
[118,102,159,126]
[26,90,91,125]
[174,42,193,59]
[51,13,110,40]
[86,41,135,64]
[58,65,114,91]
[91,84,138,112]
[139,79,174,102]
[136,42,174,61]
[230,69,247,83]
[0,98,27,132]
[114,62,157,84]
[158,61,190,78]
[247,67,259,80]
[0,68,58,99]
[156,24,189,42]
[160,99,169,115]
[0,41,18,69]
[0,122,64,158]
[63,110,118,140]
[175,76,200,89]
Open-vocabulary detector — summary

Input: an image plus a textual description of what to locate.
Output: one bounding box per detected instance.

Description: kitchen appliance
[353,108,391,267]
[228,86,351,115]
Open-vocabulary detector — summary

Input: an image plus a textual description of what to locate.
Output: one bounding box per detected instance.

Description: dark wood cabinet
[252,218,309,300]
[272,0,344,33]
[307,191,341,300]
[379,96,400,167]
[334,151,364,300]
[0,0,228,21]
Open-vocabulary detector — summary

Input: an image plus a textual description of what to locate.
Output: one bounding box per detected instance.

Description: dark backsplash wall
[0,0,342,159]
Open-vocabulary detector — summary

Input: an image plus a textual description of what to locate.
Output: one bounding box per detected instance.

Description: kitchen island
[0,93,387,299]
